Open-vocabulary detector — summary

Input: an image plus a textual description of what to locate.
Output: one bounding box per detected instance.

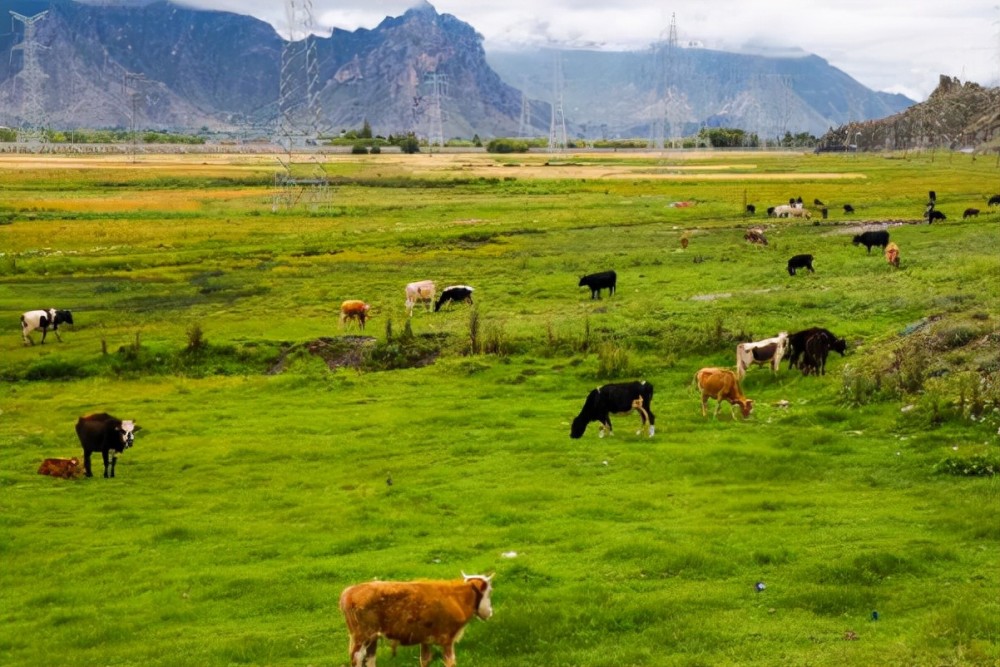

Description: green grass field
[1,150,998,666]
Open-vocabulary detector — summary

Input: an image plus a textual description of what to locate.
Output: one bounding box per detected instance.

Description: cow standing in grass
[578,270,616,299]
[435,286,474,311]
[76,413,138,478]
[21,309,73,345]
[786,328,847,370]
[695,368,753,419]
[405,280,436,317]
[340,300,372,330]
[570,381,655,438]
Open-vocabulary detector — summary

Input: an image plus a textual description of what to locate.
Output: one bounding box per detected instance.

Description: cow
[405,280,436,317]
[928,210,946,223]
[928,190,936,205]
[852,230,890,254]
[772,204,793,218]
[339,573,493,667]
[695,368,753,419]
[435,285,474,312]
[680,236,689,250]
[744,228,768,246]
[988,194,1000,207]
[570,381,655,439]
[341,300,372,330]
[735,332,789,379]
[885,242,900,268]
[746,204,756,215]
[786,327,847,370]
[75,413,138,478]
[21,309,74,345]
[37,457,83,479]
[766,206,776,217]
[578,270,616,299]
[800,330,842,376]
[843,204,855,214]
[813,198,825,207]
[963,208,980,219]
[787,254,814,276]
[787,207,811,219]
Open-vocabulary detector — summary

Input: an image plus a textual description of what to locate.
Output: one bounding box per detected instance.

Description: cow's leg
[441,642,457,667]
[348,637,365,667]
[101,450,110,478]
[39,327,48,344]
[109,453,117,478]
[52,326,63,342]
[363,639,377,667]
[646,406,655,437]
[420,643,433,667]
[700,395,708,417]
[83,450,94,477]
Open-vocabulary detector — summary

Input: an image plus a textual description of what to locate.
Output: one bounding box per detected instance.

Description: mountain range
[0,0,915,140]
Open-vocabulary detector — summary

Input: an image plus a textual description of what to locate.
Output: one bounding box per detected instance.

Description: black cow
[787,327,847,370]
[928,190,936,205]
[435,285,474,311]
[746,204,756,215]
[579,270,616,299]
[766,206,776,217]
[852,230,890,254]
[21,309,74,345]
[800,331,838,376]
[813,198,825,206]
[963,208,980,219]
[928,210,946,223]
[988,194,1000,207]
[570,381,654,439]
[76,413,139,478]
[843,204,855,214]
[787,254,815,276]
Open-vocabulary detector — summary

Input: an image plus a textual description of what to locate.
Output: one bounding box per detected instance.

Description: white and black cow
[21,309,74,345]
[579,270,616,299]
[570,381,654,439]
[735,332,789,379]
[75,413,139,478]
[435,285,474,311]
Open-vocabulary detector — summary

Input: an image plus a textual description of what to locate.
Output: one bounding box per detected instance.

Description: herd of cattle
[24,190,998,667]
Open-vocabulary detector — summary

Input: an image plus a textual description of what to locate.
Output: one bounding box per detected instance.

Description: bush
[350,144,369,155]
[369,145,381,154]
[486,138,530,153]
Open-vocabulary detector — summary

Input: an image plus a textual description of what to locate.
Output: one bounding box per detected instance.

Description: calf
[885,242,900,268]
[786,327,847,370]
[340,300,372,330]
[578,270,616,299]
[21,309,74,345]
[928,210,946,223]
[570,381,655,438]
[75,413,138,478]
[843,204,855,214]
[405,280,436,317]
[852,230,889,254]
[695,368,753,419]
[736,333,789,379]
[38,457,83,479]
[787,254,814,276]
[963,208,979,219]
[435,285,474,312]
[340,573,493,667]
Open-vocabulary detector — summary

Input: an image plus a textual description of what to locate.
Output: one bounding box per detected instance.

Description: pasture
[1,149,998,666]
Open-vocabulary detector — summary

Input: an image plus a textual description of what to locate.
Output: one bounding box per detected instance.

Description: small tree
[399,134,421,154]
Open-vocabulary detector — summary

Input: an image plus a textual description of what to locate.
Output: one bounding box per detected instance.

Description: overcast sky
[176,0,999,101]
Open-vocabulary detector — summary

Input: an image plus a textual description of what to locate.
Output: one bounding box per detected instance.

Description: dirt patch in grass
[268,336,376,374]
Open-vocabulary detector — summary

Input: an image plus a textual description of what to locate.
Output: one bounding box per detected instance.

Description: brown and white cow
[735,332,788,379]
[340,573,493,667]
[340,300,372,330]
[885,242,900,268]
[38,457,83,479]
[405,280,436,317]
[695,367,754,419]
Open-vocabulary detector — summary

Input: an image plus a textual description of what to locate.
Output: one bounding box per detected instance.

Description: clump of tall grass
[596,339,631,378]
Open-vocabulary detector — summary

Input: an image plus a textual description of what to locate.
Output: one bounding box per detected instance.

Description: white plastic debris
[501,551,518,559]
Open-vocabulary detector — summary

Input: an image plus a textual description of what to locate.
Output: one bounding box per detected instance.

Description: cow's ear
[133,424,142,432]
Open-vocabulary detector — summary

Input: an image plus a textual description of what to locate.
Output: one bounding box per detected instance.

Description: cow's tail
[735,345,749,379]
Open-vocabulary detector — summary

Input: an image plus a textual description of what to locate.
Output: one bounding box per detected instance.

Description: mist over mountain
[0,0,916,140]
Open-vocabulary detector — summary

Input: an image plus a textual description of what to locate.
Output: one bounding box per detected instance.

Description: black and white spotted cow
[75,413,139,478]
[21,309,74,345]
[435,285,474,312]
[570,381,655,439]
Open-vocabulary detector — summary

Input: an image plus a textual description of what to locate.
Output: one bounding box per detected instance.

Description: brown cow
[38,457,83,479]
[885,242,900,268]
[340,300,372,330]
[695,367,754,419]
[340,573,493,667]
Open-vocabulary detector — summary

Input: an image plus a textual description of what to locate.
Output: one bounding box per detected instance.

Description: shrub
[186,322,206,351]
[350,144,369,155]
[486,138,530,153]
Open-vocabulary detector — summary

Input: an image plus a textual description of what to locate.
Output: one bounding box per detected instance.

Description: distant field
[1,149,998,667]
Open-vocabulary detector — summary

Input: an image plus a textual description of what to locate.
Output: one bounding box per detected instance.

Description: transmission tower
[9,10,49,151]
[424,72,447,150]
[122,71,147,162]
[518,90,531,138]
[548,51,567,151]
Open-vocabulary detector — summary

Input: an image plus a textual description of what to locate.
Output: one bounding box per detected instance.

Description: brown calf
[38,457,83,479]
[340,300,372,330]
[885,242,899,268]
[695,367,754,419]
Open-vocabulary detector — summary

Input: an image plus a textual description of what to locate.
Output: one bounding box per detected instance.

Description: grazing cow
[38,457,83,479]
[843,204,855,214]
[21,309,74,345]
[746,204,756,215]
[988,194,1000,207]
[799,330,838,376]
[695,368,753,419]
[680,236,689,250]
[852,230,890,254]
[735,332,789,379]
[813,198,825,207]
[744,228,768,246]
[570,381,655,438]
[885,242,900,268]
[928,210,946,223]
[963,208,980,219]
[340,574,493,667]
[787,254,815,276]
[340,300,372,330]
[405,280,436,317]
[75,413,138,478]
[786,327,847,370]
[787,207,811,219]
[772,204,793,218]
[578,270,616,299]
[435,285,474,311]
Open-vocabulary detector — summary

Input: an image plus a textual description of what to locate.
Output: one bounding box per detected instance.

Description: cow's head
[118,420,137,449]
[58,310,74,326]
[570,389,600,439]
[831,338,848,356]
[462,572,494,620]
[739,399,754,418]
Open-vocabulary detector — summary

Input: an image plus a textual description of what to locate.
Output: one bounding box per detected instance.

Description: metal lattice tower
[548,51,567,152]
[9,11,49,151]
[518,90,531,139]
[424,72,447,150]
[122,71,147,162]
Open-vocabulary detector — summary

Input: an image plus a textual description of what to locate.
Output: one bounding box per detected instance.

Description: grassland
[1,149,998,667]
